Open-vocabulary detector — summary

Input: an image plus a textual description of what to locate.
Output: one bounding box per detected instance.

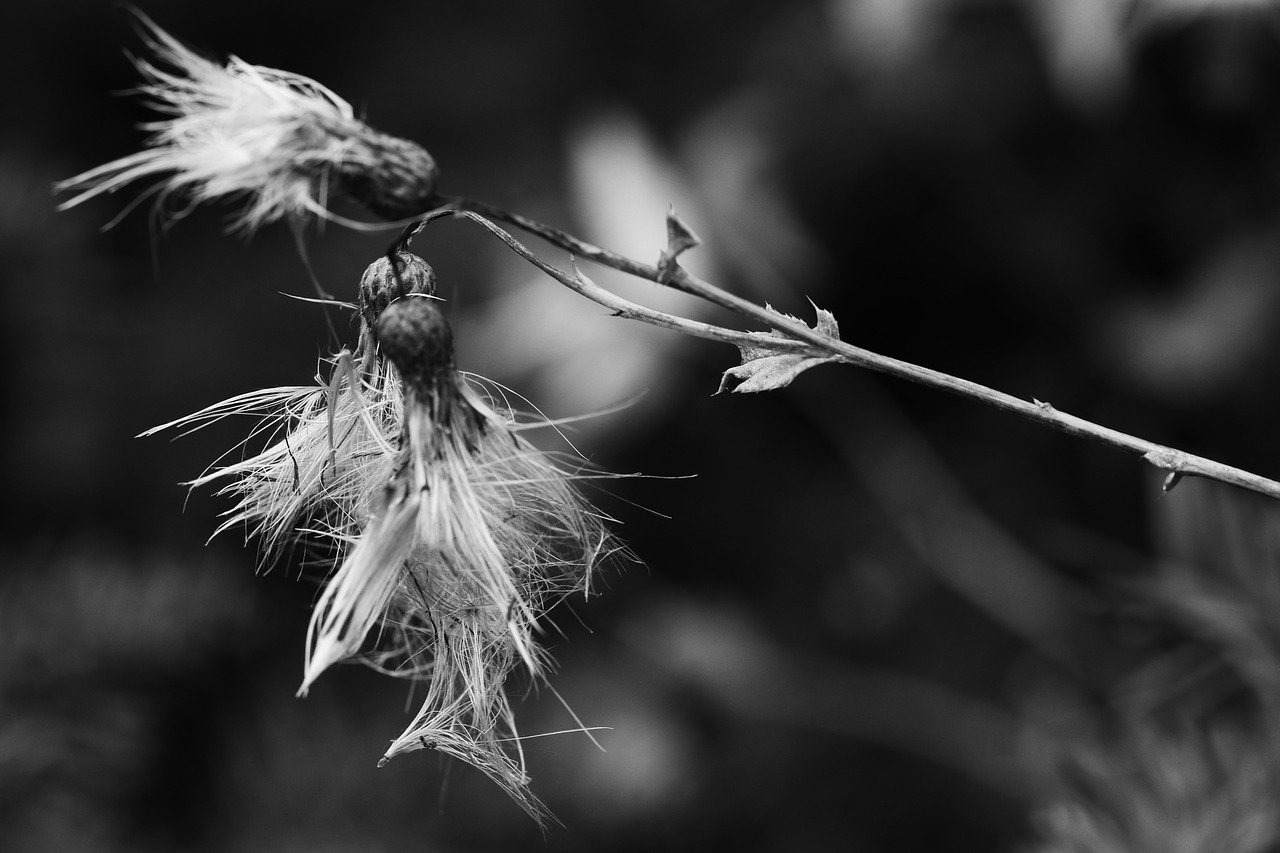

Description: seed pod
[358,252,436,331]
[376,296,456,391]
[336,132,440,221]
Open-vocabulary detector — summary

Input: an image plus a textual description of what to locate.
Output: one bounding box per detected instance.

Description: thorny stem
[425,196,1280,502]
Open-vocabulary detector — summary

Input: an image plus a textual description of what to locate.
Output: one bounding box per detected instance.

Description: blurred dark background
[7,1,1280,850]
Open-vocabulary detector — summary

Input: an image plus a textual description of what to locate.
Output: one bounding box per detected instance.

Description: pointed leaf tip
[657,208,702,283]
[665,208,701,255]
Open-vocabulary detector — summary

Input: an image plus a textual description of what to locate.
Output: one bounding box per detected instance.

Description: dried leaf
[718,304,842,393]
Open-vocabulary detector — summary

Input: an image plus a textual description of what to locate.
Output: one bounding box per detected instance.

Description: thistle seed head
[55,12,439,232]
[358,252,437,333]
[298,291,620,821]
[336,134,440,221]
[376,296,457,391]
[145,256,621,823]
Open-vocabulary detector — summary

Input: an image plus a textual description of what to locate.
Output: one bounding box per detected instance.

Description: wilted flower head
[302,293,618,817]
[148,253,619,820]
[56,12,438,232]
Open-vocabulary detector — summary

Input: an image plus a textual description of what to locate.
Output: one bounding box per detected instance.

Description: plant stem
[443,210,815,352]
[430,197,1280,501]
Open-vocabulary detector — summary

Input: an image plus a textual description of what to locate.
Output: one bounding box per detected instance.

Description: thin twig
[436,195,663,283]
[426,198,1280,501]
[433,210,815,353]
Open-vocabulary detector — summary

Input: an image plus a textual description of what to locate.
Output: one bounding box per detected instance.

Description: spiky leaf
[718,305,842,394]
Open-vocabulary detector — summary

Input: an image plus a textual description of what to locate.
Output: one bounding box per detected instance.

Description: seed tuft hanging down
[145,255,619,821]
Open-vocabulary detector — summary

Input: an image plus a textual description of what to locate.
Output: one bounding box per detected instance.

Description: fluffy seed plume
[140,253,436,560]
[302,294,617,818]
[146,253,619,820]
[56,12,439,232]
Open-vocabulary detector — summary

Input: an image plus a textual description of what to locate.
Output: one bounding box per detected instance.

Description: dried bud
[375,296,457,401]
[336,134,440,220]
[358,252,436,331]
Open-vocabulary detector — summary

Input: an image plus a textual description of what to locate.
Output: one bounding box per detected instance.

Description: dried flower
[147,253,619,820]
[301,294,617,818]
[56,12,438,232]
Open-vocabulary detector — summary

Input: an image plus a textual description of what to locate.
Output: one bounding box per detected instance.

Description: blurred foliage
[8,0,1280,850]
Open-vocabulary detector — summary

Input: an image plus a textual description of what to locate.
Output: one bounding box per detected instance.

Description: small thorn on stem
[657,207,702,284]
